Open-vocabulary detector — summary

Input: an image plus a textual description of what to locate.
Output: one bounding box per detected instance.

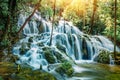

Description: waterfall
[13,12,120,70]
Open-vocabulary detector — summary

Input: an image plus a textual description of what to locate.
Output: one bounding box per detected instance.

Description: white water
[109,54,115,65]
[13,12,120,71]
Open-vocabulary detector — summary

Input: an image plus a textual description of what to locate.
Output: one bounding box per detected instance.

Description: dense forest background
[0,0,120,49]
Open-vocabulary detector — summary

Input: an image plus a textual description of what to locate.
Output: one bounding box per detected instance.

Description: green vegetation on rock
[56,62,74,77]
[44,48,56,64]
[43,47,67,64]
[94,50,111,64]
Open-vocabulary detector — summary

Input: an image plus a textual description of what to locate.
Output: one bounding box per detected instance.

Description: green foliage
[40,5,53,19]
[101,0,120,43]
[56,62,74,77]
[0,1,8,17]
[103,26,120,42]
[0,76,3,80]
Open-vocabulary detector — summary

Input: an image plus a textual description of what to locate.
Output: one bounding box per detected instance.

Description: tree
[49,0,56,46]
[17,0,42,34]
[0,0,17,48]
[114,0,117,60]
[89,0,98,34]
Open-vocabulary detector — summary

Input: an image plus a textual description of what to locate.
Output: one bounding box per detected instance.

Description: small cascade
[109,54,115,65]
[72,34,82,60]
[13,12,120,70]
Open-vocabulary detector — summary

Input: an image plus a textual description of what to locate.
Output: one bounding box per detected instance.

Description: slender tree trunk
[89,0,97,34]
[2,0,12,41]
[49,0,56,46]
[8,0,17,33]
[114,0,117,60]
[17,0,41,34]
[83,10,86,29]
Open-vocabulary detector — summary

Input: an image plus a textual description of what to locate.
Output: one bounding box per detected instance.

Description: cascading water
[13,12,120,70]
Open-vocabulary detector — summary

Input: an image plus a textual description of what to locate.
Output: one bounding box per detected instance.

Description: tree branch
[17,0,41,34]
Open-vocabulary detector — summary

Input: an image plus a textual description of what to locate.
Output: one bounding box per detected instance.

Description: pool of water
[71,61,120,80]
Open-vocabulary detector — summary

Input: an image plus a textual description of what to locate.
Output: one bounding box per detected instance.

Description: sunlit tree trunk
[114,0,117,60]
[83,9,86,29]
[89,0,97,34]
[49,0,56,46]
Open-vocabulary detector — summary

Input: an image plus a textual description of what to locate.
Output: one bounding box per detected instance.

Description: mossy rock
[19,42,30,55]
[42,47,51,51]
[27,42,31,48]
[43,47,68,64]
[54,51,66,63]
[94,50,110,64]
[28,37,33,42]
[43,47,56,64]
[19,48,29,55]
[56,43,66,53]
[37,42,44,47]
[55,62,74,77]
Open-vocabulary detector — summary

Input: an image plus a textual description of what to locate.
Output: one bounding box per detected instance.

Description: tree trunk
[17,0,41,34]
[89,0,97,34]
[114,0,117,60]
[49,0,56,46]
[9,0,17,33]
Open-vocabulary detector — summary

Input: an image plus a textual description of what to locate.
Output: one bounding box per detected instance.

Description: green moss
[56,43,66,53]
[28,37,33,42]
[44,50,56,64]
[0,62,56,80]
[94,50,110,64]
[19,48,29,55]
[0,76,3,80]
[55,62,74,77]
[105,74,120,80]
[16,69,56,80]
[43,47,56,64]
[54,51,66,63]
[37,42,44,47]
